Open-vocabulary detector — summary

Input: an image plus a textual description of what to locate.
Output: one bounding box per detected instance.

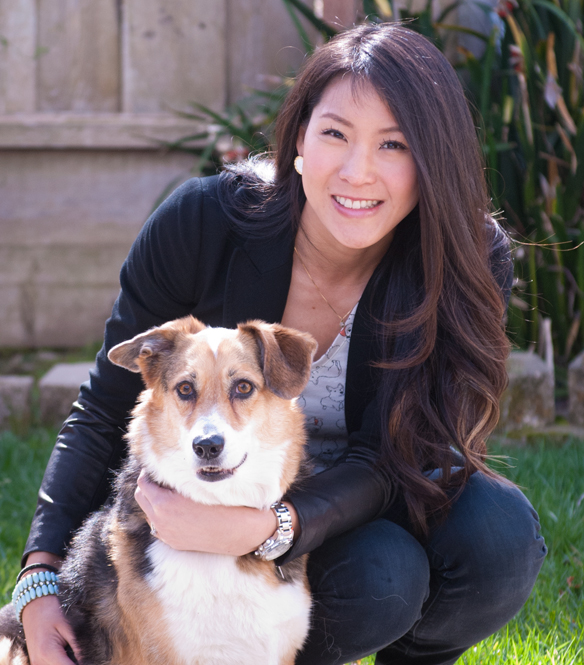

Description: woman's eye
[322,128,345,140]
[381,140,407,150]
[176,382,195,400]
[235,381,254,397]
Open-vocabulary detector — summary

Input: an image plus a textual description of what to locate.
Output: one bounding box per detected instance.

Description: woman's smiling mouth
[333,195,382,210]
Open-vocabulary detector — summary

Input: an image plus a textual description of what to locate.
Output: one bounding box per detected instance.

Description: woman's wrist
[14,553,62,624]
[25,552,63,570]
[247,501,300,556]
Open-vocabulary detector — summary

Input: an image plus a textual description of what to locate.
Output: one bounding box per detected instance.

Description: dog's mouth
[197,453,247,482]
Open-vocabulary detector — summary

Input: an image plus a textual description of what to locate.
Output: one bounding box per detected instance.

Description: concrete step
[38,362,95,427]
[568,350,584,427]
[498,351,555,431]
[0,375,34,429]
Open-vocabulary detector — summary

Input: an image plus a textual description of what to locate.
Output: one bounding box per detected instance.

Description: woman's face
[296,76,419,253]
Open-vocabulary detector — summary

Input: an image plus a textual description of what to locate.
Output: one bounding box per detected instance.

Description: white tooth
[354,200,362,209]
[339,197,346,206]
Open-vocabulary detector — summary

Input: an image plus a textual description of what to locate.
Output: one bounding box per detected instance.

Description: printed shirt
[297,304,357,474]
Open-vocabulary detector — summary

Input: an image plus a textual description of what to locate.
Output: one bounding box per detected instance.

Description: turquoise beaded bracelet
[12,570,59,623]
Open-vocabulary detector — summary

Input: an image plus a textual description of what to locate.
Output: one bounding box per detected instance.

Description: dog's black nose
[192,435,225,460]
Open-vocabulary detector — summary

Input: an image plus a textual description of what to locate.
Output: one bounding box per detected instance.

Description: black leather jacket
[23,176,513,566]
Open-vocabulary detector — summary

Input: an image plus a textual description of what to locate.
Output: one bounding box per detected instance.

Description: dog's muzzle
[192,434,247,482]
[196,454,248,483]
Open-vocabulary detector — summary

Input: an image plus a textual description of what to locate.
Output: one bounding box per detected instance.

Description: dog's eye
[234,381,254,397]
[176,382,195,400]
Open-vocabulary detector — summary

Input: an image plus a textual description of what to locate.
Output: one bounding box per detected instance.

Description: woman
[19,23,546,665]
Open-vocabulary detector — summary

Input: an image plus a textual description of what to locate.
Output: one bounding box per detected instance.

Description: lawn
[0,429,582,664]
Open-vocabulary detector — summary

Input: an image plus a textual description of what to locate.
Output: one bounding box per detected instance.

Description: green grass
[1,430,582,664]
[0,428,57,601]
[458,439,584,665]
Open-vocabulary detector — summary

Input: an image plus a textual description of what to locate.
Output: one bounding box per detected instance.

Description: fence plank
[122,0,226,113]
[0,0,36,113]
[226,0,308,104]
[0,113,204,149]
[37,0,120,112]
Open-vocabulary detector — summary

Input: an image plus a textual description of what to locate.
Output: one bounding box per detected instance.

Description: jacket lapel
[222,228,295,327]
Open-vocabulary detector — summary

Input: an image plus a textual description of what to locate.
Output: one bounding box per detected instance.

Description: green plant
[149,84,292,213]
[457,0,584,367]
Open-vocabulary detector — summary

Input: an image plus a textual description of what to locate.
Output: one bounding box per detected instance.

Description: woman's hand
[134,471,298,556]
[20,553,80,665]
[21,591,81,665]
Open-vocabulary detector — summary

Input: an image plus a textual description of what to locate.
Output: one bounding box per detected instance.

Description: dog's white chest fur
[147,541,311,665]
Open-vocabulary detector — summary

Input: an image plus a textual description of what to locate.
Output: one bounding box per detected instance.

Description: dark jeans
[295,472,547,665]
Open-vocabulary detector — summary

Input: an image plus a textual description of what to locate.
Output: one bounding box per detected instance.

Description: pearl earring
[294,156,303,175]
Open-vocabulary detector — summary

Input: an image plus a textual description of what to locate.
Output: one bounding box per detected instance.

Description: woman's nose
[338,147,376,186]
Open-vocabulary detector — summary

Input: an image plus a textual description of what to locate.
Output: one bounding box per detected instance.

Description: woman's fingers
[134,472,157,527]
[22,595,78,665]
[55,615,82,665]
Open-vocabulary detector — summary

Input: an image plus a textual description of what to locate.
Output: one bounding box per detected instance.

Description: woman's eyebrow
[319,112,401,133]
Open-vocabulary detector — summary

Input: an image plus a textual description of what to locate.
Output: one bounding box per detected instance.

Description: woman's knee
[428,472,547,612]
[307,520,430,639]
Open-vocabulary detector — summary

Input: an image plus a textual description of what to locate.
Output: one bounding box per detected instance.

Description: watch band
[254,501,294,561]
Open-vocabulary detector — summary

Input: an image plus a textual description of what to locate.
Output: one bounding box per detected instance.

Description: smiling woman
[296,76,419,254]
[11,22,546,665]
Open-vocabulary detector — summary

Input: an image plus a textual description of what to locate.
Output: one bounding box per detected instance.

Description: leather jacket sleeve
[278,396,393,564]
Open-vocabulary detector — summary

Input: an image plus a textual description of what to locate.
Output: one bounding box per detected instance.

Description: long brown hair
[220,23,511,535]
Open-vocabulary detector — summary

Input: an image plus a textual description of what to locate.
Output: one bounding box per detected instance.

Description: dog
[0,316,317,665]
[320,384,345,411]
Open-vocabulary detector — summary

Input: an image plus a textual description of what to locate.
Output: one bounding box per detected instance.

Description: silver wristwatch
[254,501,294,561]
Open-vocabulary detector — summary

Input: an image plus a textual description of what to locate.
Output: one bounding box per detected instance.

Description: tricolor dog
[0,316,317,665]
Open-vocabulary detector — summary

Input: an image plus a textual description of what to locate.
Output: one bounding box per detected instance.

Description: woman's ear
[296,125,306,156]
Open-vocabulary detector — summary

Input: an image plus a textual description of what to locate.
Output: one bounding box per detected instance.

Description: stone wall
[0,0,309,347]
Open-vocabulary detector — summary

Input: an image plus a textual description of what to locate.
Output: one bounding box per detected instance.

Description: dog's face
[108,317,316,508]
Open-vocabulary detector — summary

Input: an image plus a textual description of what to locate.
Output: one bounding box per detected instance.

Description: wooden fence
[0,0,312,347]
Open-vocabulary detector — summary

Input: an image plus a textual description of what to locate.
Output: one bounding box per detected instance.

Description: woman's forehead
[310,76,400,130]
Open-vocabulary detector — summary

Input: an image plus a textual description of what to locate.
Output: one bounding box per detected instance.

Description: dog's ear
[108,316,206,373]
[108,329,174,373]
[239,321,317,399]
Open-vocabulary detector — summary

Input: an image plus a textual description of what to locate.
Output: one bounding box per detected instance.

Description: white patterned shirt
[297,304,357,474]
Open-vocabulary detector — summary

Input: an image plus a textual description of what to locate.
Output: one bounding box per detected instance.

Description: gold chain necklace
[294,246,356,333]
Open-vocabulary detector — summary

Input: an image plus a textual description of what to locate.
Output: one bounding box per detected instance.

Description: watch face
[255,529,294,560]
[262,538,294,561]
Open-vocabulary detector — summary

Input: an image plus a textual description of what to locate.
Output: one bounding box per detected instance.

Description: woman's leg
[375,473,547,664]
[296,472,546,665]
[295,520,431,665]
